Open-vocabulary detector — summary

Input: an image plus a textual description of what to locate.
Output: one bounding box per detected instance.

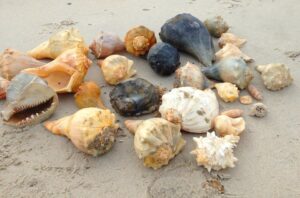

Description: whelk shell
[204,16,229,38]
[0,77,10,99]
[218,33,246,48]
[215,43,253,63]
[214,82,239,103]
[213,115,245,137]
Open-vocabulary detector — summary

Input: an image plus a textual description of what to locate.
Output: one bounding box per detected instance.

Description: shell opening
[44,71,72,91]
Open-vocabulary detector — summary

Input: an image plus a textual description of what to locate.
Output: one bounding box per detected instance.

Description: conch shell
[256,63,293,91]
[0,77,10,99]
[174,62,206,90]
[213,115,245,137]
[28,28,88,59]
[98,55,136,85]
[125,118,186,169]
[0,48,45,80]
[23,48,91,93]
[44,108,119,156]
[124,26,156,56]
[215,43,253,62]
[159,87,219,133]
[218,33,246,48]
[74,81,106,109]
[214,82,239,102]
[204,16,229,38]
[89,31,125,58]
[191,132,239,172]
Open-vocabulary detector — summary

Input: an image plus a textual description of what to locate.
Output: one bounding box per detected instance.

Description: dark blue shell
[147,42,180,76]
[159,13,215,67]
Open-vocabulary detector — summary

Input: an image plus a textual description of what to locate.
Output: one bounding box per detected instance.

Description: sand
[0,0,300,197]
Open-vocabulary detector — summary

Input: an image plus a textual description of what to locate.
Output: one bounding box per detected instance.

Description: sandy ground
[0,0,300,197]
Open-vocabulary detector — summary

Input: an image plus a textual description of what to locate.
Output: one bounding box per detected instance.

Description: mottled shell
[174,62,206,90]
[213,115,245,137]
[214,82,239,102]
[44,108,118,156]
[204,16,229,38]
[191,132,239,172]
[250,103,267,118]
[28,28,88,59]
[159,87,219,133]
[89,31,125,58]
[215,43,253,63]
[256,63,293,91]
[125,118,186,169]
[218,33,246,48]
[0,77,10,99]
[98,55,136,85]
[124,26,156,56]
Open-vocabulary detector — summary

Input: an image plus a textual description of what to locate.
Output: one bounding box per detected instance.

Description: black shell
[147,42,180,76]
[109,78,160,116]
[159,13,215,67]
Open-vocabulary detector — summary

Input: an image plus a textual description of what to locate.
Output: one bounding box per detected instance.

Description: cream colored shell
[215,82,239,102]
[213,115,245,136]
[218,33,246,48]
[215,43,253,62]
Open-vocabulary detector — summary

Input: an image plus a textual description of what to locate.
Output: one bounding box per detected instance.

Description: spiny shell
[89,31,125,58]
[124,26,156,56]
[191,132,239,172]
[213,115,245,137]
[124,118,186,169]
[247,84,263,101]
[214,82,239,103]
[0,77,10,99]
[215,43,253,63]
[159,87,219,133]
[256,63,293,91]
[250,103,267,118]
[174,62,206,90]
[218,33,246,48]
[204,16,229,38]
[239,95,253,105]
[98,55,136,85]
[221,109,243,118]
[44,108,118,156]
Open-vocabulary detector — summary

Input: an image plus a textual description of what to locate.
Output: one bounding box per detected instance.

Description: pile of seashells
[0,13,293,171]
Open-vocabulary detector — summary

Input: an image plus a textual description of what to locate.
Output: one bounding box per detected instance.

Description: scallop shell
[89,31,125,58]
[214,82,239,103]
[239,95,253,105]
[247,84,263,101]
[256,63,293,91]
[221,109,243,118]
[204,16,229,38]
[125,118,186,169]
[28,28,88,59]
[124,26,156,56]
[213,115,245,137]
[0,77,10,99]
[98,55,136,85]
[191,132,239,172]
[159,87,219,133]
[218,33,246,48]
[250,102,267,118]
[215,43,253,63]
[174,62,206,90]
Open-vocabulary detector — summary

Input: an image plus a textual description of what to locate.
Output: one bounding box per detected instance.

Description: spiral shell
[247,84,263,101]
[204,16,229,38]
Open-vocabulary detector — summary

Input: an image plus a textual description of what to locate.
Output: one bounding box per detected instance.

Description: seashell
[214,82,239,102]
[215,43,253,63]
[191,132,239,172]
[221,109,243,118]
[98,55,136,85]
[218,33,246,48]
[124,26,156,56]
[1,73,58,127]
[174,62,206,90]
[74,81,106,109]
[44,108,118,156]
[89,31,125,58]
[213,115,245,137]
[0,77,10,99]
[250,102,267,118]
[159,13,215,66]
[159,87,219,133]
[256,63,293,91]
[0,48,45,80]
[110,78,160,116]
[124,118,186,169]
[204,16,229,38]
[28,28,88,59]
[239,95,253,105]
[202,57,253,89]
[247,84,263,101]
[23,48,92,93]
[147,42,180,76]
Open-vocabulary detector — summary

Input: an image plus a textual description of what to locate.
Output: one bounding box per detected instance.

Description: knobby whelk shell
[214,82,239,103]
[204,16,229,38]
[218,33,246,48]
[213,115,245,137]
[0,77,10,99]
[215,43,253,63]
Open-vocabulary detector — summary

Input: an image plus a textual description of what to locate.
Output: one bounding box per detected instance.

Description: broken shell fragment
[250,102,267,118]
[28,28,88,59]
[1,73,58,127]
[221,109,243,118]
[44,108,118,156]
[213,115,245,137]
[191,132,239,172]
[0,77,10,99]
[215,43,253,63]
[74,81,106,109]
[204,16,229,38]
[174,62,206,90]
[109,78,160,116]
[124,118,186,169]
[147,42,180,76]
[159,87,219,133]
[218,33,246,48]
[214,82,239,102]
[98,55,136,85]
[239,95,253,105]
[124,26,156,56]
[247,84,263,101]
[159,13,215,66]
[89,31,125,58]
[256,63,293,91]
